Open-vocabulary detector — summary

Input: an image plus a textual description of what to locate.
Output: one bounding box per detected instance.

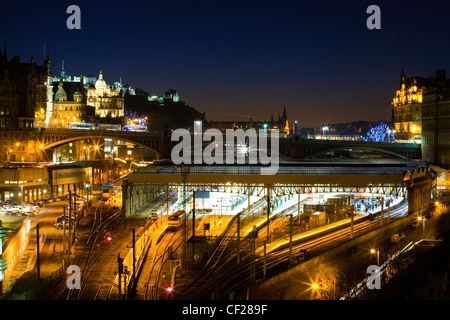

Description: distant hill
[124,91,207,130]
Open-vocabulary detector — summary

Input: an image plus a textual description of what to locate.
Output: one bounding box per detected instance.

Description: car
[22,206,33,213]
[54,221,74,230]
[56,215,76,224]
[54,222,64,229]
[410,221,420,228]
[391,233,406,243]
[0,208,7,215]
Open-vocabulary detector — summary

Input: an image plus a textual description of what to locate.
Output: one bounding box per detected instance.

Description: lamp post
[0,221,6,295]
[370,248,379,265]
[85,182,91,207]
[418,216,426,238]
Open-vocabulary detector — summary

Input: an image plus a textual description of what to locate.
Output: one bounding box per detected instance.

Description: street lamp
[370,248,380,265]
[322,126,329,139]
[418,216,426,238]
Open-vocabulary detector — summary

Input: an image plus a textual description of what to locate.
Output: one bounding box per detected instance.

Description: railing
[135,165,423,176]
[40,127,164,136]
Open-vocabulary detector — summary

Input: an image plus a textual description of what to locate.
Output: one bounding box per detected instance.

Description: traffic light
[164,285,174,297]
[105,232,112,243]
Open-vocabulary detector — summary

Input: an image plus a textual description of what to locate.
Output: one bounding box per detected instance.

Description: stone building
[391,68,437,142]
[86,71,124,118]
[0,42,52,130]
[421,70,450,169]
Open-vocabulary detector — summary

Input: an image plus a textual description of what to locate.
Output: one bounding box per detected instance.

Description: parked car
[391,233,406,243]
[22,205,33,212]
[54,221,74,230]
[56,215,76,224]
[0,208,7,215]
[410,221,420,228]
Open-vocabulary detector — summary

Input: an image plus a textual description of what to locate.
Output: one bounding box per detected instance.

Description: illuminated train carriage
[168,210,185,231]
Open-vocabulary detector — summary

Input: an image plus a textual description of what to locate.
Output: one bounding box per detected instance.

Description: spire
[282,105,287,121]
[400,66,406,89]
[61,60,66,78]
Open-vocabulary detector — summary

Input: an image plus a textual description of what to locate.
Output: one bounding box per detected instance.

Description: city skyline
[2,0,450,307]
[2,0,450,127]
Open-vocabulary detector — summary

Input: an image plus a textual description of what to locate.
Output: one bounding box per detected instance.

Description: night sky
[1,0,450,128]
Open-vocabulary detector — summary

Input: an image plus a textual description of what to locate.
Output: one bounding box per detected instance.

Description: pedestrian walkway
[2,227,66,299]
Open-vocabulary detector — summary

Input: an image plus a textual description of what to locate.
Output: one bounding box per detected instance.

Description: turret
[400,67,406,89]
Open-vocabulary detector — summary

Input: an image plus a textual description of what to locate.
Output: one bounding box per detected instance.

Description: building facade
[392,68,439,142]
[0,43,52,130]
[0,166,49,203]
[421,70,450,169]
[52,80,85,127]
[87,71,124,118]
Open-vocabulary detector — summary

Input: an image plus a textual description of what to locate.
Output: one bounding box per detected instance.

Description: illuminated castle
[86,70,124,118]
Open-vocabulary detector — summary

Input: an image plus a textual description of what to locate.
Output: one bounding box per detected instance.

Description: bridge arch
[42,134,161,156]
[305,146,410,160]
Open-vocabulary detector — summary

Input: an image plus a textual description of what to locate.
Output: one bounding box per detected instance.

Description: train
[68,122,148,132]
[168,210,185,231]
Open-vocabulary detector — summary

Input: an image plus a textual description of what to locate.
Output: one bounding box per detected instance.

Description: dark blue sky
[1,0,450,127]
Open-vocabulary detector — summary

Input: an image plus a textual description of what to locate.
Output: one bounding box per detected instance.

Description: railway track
[176,200,408,299]
[216,200,409,299]
[131,229,184,300]
[64,200,126,300]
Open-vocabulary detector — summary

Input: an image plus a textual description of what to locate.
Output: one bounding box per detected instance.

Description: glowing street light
[418,216,426,238]
[370,248,380,265]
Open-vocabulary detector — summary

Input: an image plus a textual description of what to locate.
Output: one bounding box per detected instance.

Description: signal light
[164,285,174,296]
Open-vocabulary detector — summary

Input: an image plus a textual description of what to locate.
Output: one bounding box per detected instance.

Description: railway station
[123,158,435,220]
[112,158,435,299]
